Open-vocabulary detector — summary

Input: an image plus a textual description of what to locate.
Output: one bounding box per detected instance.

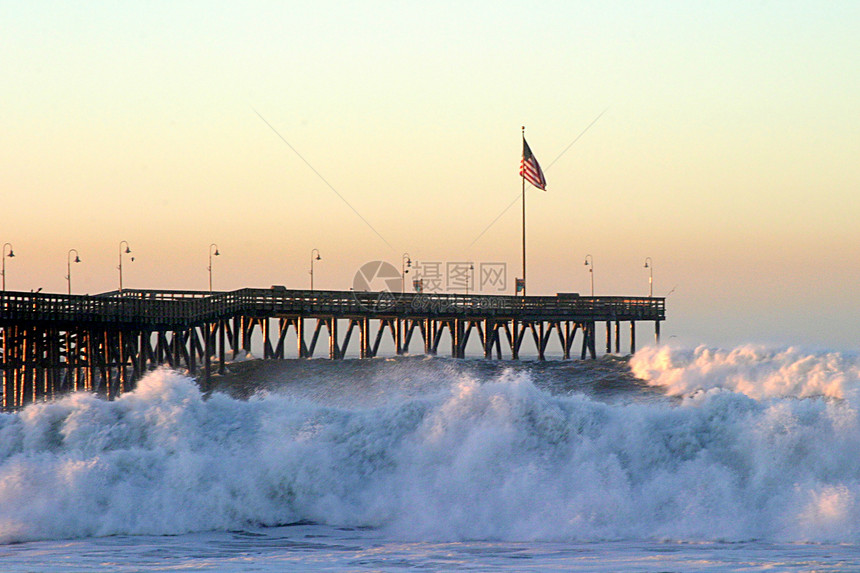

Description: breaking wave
[1,349,860,544]
[631,344,860,400]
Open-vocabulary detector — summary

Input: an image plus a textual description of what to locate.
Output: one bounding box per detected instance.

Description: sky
[2,1,859,350]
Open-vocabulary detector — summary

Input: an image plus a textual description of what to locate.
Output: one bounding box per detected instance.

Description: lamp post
[310,249,321,291]
[466,263,474,296]
[401,253,411,293]
[644,257,653,298]
[584,254,594,297]
[2,243,14,291]
[208,243,220,292]
[118,240,133,292]
[66,249,81,295]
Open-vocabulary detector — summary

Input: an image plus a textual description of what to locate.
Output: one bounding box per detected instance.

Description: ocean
[3,346,860,571]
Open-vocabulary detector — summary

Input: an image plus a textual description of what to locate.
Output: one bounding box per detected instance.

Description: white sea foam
[1,355,860,545]
[630,344,860,400]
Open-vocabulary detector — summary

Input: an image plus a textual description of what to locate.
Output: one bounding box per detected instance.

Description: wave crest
[2,357,860,544]
[630,345,860,400]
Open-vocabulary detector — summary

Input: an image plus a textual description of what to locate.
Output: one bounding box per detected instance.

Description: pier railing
[0,288,665,326]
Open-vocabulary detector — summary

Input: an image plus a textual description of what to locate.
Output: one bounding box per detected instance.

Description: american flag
[520,138,546,190]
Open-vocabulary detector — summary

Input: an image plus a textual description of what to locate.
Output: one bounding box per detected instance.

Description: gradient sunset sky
[3,1,858,349]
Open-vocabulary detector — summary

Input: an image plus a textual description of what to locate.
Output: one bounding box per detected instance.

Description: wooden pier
[0,288,665,410]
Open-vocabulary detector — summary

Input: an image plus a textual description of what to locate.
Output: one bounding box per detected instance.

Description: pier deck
[0,288,665,409]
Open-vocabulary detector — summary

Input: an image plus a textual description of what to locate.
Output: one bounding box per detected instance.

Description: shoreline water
[4,524,860,572]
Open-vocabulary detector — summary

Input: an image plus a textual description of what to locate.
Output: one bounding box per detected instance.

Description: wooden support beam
[589,321,597,359]
[630,321,636,354]
[605,321,612,354]
[96,330,109,397]
[340,319,357,357]
[403,319,417,354]
[3,327,14,409]
[297,317,307,358]
[360,317,369,358]
[180,331,193,372]
[203,322,212,390]
[529,322,542,360]
[550,321,562,358]
[191,327,206,373]
[504,322,515,359]
[64,330,74,393]
[424,318,431,355]
[275,318,288,359]
[538,322,552,361]
[563,322,571,360]
[372,319,387,357]
[168,331,178,370]
[459,320,473,358]
[86,329,96,394]
[432,320,445,355]
[329,317,339,359]
[483,319,492,359]
[329,316,343,360]
[23,327,34,405]
[135,330,147,381]
[581,322,589,360]
[115,330,125,393]
[242,316,254,354]
[231,316,240,360]
[308,319,324,358]
[515,320,527,358]
[218,320,226,373]
[262,318,273,359]
[396,318,403,355]
[47,328,58,399]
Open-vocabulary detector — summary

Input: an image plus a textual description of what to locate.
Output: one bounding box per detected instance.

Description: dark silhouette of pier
[0,288,665,410]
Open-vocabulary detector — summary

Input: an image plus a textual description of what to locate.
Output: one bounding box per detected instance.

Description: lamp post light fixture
[467,263,474,296]
[66,249,81,295]
[310,249,321,291]
[118,241,133,292]
[584,254,594,297]
[644,257,653,298]
[2,243,14,291]
[401,253,412,293]
[208,243,220,292]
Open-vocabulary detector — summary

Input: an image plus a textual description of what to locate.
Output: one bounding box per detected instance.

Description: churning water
[3,346,860,570]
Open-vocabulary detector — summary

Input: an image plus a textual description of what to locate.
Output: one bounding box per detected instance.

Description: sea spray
[1,355,860,544]
[630,344,860,400]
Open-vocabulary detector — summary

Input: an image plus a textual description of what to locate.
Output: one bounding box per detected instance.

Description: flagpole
[521,125,527,297]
